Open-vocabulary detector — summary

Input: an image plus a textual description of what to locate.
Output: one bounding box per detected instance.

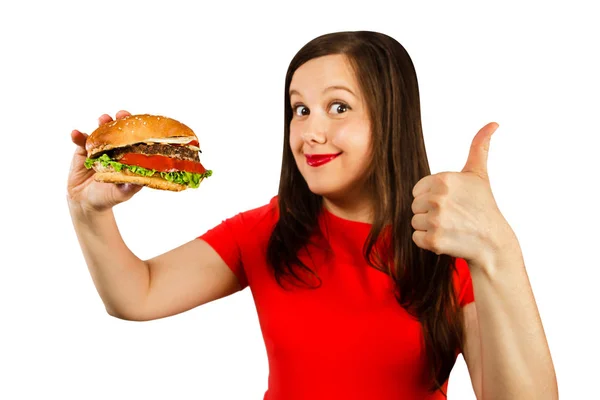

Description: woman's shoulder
[239,194,278,217]
[232,195,279,232]
[201,195,279,247]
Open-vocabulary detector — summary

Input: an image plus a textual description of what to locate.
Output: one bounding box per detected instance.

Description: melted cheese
[140,137,201,151]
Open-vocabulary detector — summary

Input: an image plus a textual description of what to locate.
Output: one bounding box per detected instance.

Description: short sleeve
[455,257,475,307]
[198,215,249,290]
[454,258,475,358]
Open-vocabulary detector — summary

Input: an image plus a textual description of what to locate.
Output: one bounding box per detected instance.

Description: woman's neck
[322,195,374,224]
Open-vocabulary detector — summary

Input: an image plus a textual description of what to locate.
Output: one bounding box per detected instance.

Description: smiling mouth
[305,152,342,167]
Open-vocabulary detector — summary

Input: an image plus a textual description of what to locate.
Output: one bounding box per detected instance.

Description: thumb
[461,122,499,178]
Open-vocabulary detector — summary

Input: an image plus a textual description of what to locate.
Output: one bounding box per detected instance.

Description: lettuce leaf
[84,153,212,189]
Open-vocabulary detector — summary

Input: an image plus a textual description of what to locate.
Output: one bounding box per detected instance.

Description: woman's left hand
[410,122,516,269]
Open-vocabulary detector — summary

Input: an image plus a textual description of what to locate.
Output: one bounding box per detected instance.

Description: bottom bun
[94,171,188,192]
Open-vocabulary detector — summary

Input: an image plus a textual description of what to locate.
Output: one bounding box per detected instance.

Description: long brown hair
[266,31,465,397]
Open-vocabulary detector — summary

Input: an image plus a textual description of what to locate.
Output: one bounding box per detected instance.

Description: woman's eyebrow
[289,85,356,98]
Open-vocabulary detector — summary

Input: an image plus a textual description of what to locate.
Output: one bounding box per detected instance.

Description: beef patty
[103,143,200,163]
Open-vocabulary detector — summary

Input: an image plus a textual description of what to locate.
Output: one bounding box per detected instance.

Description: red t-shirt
[199,195,475,399]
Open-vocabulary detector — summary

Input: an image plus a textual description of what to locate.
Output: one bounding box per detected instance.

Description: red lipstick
[305,152,342,167]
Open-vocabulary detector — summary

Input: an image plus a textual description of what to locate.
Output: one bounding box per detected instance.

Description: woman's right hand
[67,110,143,214]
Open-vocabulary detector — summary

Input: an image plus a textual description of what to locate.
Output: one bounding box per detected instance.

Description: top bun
[85,114,199,158]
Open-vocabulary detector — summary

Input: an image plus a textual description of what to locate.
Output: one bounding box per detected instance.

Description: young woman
[67,31,558,399]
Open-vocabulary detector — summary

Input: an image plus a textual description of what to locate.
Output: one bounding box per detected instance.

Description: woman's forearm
[68,198,150,319]
[469,240,558,399]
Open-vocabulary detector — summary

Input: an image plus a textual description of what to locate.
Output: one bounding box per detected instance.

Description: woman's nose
[301,130,327,144]
[301,117,327,144]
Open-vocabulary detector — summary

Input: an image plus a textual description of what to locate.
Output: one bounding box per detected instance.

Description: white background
[1,1,598,399]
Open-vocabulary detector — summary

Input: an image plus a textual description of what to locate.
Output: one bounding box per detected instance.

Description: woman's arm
[467,238,559,399]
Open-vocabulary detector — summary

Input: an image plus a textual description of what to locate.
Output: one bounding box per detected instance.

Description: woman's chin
[306,181,345,199]
[305,182,332,197]
[304,175,371,205]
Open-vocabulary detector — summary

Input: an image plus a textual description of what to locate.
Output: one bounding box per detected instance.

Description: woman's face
[289,54,372,202]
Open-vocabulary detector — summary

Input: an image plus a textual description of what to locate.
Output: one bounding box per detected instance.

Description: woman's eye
[329,102,349,114]
[293,105,309,116]
[292,102,350,117]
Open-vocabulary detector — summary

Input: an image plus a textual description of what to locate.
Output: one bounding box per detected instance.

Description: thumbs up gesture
[410,122,516,270]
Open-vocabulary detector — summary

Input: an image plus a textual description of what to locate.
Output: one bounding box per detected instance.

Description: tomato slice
[118,153,206,174]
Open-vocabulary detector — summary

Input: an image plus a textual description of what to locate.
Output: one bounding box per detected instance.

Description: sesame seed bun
[85,114,199,158]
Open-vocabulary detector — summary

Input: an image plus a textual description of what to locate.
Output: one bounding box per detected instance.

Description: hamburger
[84,114,212,191]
